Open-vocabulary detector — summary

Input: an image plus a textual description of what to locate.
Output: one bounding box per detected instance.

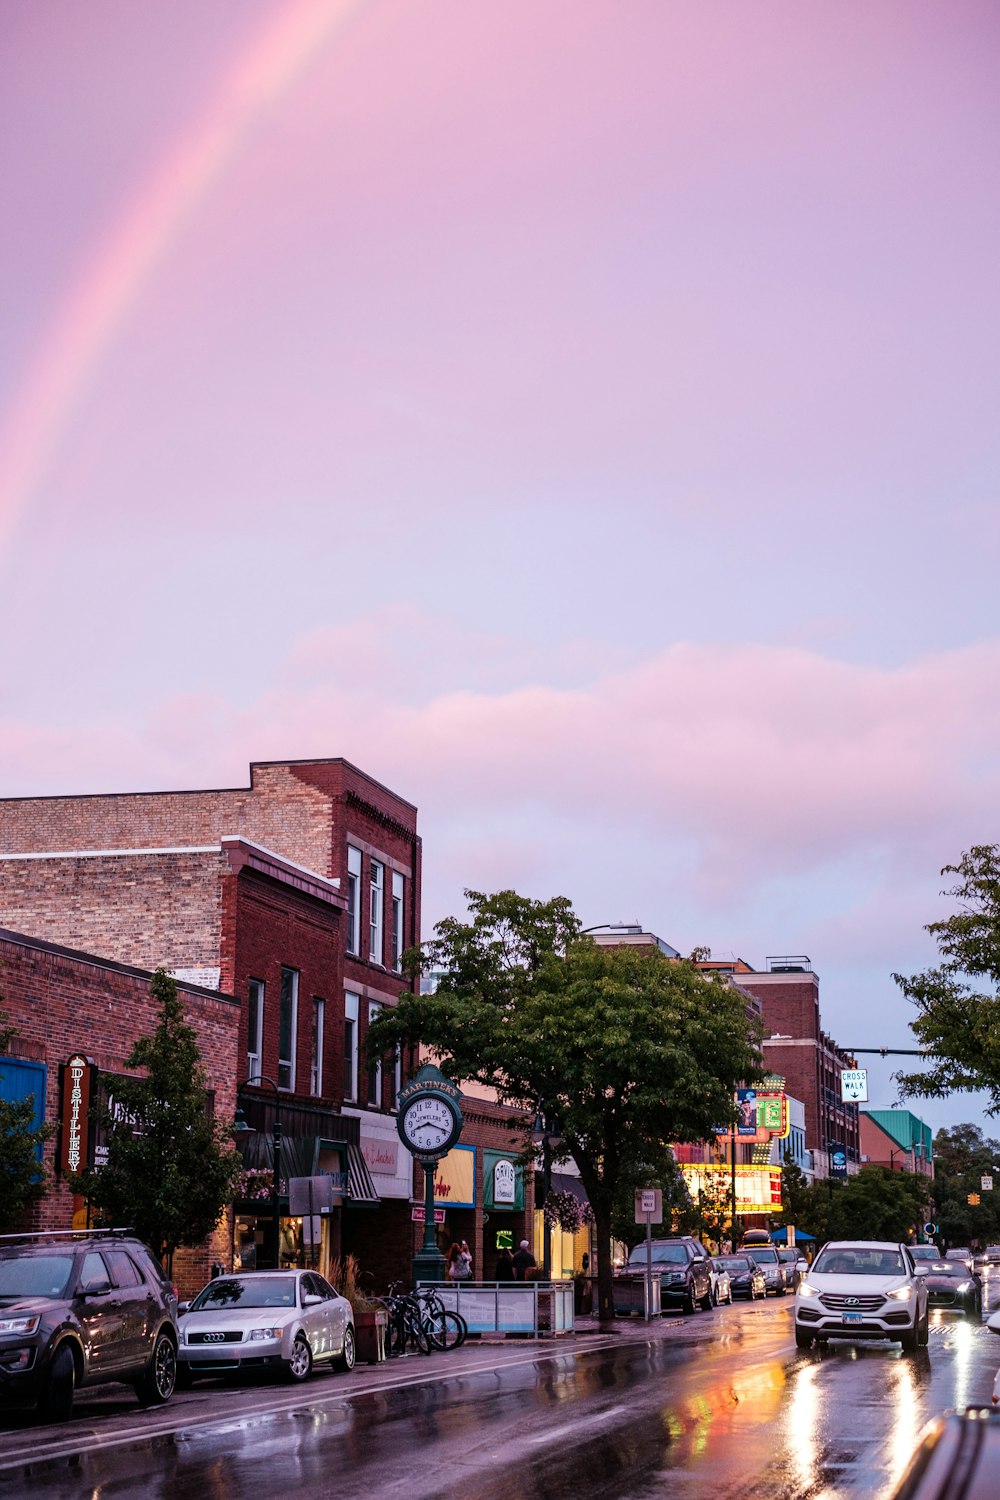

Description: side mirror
[302,1293,322,1307]
[913,1265,928,1276]
[79,1281,112,1298]
[178,1302,190,1316]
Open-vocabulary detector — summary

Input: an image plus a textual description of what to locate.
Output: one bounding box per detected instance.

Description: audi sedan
[178,1270,355,1384]
[794,1240,928,1352]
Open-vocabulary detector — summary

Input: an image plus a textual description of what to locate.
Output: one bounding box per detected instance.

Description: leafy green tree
[826,1166,928,1242]
[0,1000,52,1229]
[72,969,242,1267]
[895,846,1000,1108]
[368,889,763,1322]
[609,1146,695,1252]
[929,1124,1000,1249]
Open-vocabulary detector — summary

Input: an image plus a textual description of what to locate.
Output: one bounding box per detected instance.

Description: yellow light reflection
[786,1358,821,1495]
[886,1354,921,1488]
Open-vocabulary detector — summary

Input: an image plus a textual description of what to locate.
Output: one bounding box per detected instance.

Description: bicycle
[412,1286,468,1350]
[378,1284,433,1356]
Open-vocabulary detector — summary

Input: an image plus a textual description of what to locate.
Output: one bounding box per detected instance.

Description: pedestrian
[448,1239,473,1281]
[495,1247,515,1281]
[512,1238,536,1281]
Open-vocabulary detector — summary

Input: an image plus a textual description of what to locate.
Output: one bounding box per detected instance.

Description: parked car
[712,1254,767,1300]
[0,1229,178,1422]
[944,1247,975,1270]
[707,1259,733,1306]
[777,1246,808,1290]
[178,1270,355,1383]
[620,1238,713,1313]
[742,1244,789,1295]
[793,1240,929,1352]
[920,1260,981,1317]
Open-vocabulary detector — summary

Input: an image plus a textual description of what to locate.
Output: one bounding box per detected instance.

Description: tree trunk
[593,1197,616,1323]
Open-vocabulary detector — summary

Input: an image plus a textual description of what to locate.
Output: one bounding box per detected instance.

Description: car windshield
[813,1248,906,1276]
[190,1276,297,1310]
[778,1249,799,1262]
[910,1246,940,1259]
[715,1258,753,1272]
[627,1245,689,1265]
[0,1253,74,1299]
[744,1248,778,1265]
[928,1262,970,1278]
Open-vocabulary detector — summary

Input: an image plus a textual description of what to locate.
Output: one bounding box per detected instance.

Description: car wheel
[794,1326,813,1350]
[286,1333,313,1382]
[683,1286,697,1315]
[918,1312,929,1347]
[334,1324,356,1373]
[899,1321,919,1353]
[135,1330,177,1406]
[700,1285,714,1311]
[777,1284,787,1297]
[40,1343,76,1423]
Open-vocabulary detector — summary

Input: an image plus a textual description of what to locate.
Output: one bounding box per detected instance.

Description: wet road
[4,1283,1000,1499]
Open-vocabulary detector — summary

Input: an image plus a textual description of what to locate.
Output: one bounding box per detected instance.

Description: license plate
[842,1312,863,1324]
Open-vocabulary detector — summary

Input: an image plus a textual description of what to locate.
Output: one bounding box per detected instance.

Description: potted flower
[331,1254,388,1364]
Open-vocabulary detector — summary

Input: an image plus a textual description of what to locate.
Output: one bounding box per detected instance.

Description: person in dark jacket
[512,1239,537,1280]
[495,1248,515,1281]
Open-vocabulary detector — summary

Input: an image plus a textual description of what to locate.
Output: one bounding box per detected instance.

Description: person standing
[495,1247,515,1281]
[512,1239,537,1280]
[449,1239,473,1281]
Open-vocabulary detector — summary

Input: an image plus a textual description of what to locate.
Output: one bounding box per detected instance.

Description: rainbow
[0,0,365,548]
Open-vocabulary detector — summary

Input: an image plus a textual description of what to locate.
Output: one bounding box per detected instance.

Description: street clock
[395,1063,463,1161]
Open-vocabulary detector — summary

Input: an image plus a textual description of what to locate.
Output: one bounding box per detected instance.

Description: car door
[74,1251,124,1377]
[300,1274,332,1360]
[315,1273,349,1357]
[104,1249,152,1371]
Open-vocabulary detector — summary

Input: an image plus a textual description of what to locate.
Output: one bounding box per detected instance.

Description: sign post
[634,1189,662,1322]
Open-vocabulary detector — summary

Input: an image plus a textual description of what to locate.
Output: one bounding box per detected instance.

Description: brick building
[0,928,240,1293]
[860,1109,934,1179]
[0,758,426,1286]
[702,954,862,1177]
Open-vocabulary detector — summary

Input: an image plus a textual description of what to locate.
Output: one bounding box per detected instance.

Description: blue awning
[770,1227,815,1243]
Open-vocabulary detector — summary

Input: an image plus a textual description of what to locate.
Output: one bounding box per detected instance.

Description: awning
[771,1228,815,1243]
[347,1144,381,1205]
[550,1171,589,1206]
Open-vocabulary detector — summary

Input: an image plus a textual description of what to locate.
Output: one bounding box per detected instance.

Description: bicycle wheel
[407,1311,433,1355]
[425,1310,466,1351]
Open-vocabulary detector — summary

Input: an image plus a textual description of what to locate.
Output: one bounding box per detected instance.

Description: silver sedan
[178,1270,355,1384]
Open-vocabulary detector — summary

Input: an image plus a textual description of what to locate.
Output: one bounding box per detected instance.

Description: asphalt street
[3,1283,1000,1499]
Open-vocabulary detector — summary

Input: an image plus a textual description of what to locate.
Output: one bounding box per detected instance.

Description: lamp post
[234,1074,282,1271]
[532,1108,555,1281]
[889,1147,909,1172]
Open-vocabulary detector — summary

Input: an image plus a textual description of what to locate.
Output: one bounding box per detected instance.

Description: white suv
[794,1240,928,1352]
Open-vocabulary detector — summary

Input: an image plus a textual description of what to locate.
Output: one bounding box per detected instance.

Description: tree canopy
[929,1124,1000,1249]
[0,999,52,1230]
[895,845,1000,1110]
[73,969,242,1265]
[368,889,764,1321]
[779,1154,928,1244]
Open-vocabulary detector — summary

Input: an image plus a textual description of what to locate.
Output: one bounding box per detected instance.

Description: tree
[895,846,1000,1109]
[72,969,242,1266]
[0,999,52,1229]
[929,1124,1000,1249]
[826,1166,928,1243]
[368,889,763,1323]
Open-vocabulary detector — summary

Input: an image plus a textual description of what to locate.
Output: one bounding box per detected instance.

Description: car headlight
[250,1327,281,1340]
[0,1315,40,1336]
[955,1281,974,1293]
[887,1285,915,1301]
[797,1281,819,1298]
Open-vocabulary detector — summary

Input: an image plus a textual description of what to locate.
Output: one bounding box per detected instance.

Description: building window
[310,998,325,1098]
[346,846,362,956]
[278,967,298,1090]
[391,871,405,972]
[344,992,359,1102]
[247,979,264,1081]
[367,1000,382,1107]
[369,860,384,964]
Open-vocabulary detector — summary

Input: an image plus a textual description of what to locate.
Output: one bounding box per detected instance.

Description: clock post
[396,1063,464,1285]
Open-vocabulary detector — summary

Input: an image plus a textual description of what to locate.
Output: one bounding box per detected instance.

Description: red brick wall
[0,932,240,1296]
[738,974,821,1042]
[0,851,225,977]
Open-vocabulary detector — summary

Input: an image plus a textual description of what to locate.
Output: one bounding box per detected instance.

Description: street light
[234,1074,282,1271]
[532,1107,556,1281]
[889,1147,910,1171]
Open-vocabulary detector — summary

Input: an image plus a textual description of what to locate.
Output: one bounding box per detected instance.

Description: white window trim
[368,1000,382,1107]
[310,997,325,1098]
[344,992,359,1103]
[392,871,405,973]
[278,966,299,1091]
[369,860,384,965]
[247,978,264,1081]
[347,846,362,956]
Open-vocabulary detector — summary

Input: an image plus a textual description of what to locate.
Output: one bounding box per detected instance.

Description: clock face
[401,1095,456,1153]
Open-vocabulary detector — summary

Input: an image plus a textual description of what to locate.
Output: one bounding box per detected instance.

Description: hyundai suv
[794,1239,928,1352]
[0,1230,178,1421]
[620,1237,713,1313]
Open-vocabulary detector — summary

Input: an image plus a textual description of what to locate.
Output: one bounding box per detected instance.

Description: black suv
[0,1229,178,1421]
[621,1237,713,1313]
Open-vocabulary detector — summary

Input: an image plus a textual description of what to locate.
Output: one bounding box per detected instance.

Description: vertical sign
[59,1055,93,1175]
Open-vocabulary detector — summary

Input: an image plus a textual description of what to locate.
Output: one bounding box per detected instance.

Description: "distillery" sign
[59,1054,94,1175]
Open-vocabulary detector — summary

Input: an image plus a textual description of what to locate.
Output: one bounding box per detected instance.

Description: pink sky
[2,0,999,1133]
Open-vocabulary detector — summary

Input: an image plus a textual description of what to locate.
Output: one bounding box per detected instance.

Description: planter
[353,1308,389,1364]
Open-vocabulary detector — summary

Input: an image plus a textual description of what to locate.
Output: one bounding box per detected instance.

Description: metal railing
[420,1279,575,1336]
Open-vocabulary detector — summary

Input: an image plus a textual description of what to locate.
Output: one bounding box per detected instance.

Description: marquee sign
[680,1163,784,1216]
